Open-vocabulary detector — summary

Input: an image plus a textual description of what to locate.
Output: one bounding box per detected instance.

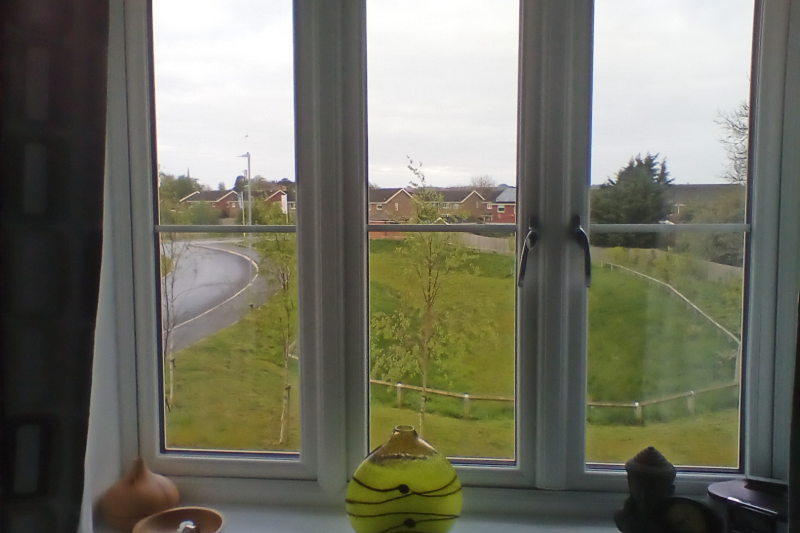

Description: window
[394,202,399,211]
[108,0,799,512]
[376,204,383,210]
[497,205,505,213]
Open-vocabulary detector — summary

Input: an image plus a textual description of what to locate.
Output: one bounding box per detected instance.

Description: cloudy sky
[153,0,754,190]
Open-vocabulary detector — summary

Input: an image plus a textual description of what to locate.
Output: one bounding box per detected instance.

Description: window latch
[573,215,591,287]
[517,216,539,287]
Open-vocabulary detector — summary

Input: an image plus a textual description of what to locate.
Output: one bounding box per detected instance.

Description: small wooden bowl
[132,506,224,533]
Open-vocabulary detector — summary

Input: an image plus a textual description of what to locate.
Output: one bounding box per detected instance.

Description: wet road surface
[162,240,271,352]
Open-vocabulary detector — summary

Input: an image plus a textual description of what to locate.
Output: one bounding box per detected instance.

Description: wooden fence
[369,379,739,424]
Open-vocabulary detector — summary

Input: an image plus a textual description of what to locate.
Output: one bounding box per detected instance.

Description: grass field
[372,406,738,466]
[165,294,301,451]
[165,239,741,466]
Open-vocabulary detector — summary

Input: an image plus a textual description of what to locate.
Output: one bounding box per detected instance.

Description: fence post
[687,391,696,416]
[634,402,642,425]
[396,382,403,408]
[463,393,470,419]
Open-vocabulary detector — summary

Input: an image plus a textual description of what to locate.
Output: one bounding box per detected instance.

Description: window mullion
[743,0,792,478]
[771,0,800,479]
[517,0,593,490]
[294,0,351,494]
[339,0,370,479]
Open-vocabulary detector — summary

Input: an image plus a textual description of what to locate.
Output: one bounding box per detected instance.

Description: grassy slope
[165,296,301,451]
[368,239,516,397]
[165,239,740,465]
[587,264,739,403]
[372,406,738,467]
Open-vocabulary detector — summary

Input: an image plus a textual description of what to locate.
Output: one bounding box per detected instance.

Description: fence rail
[370,379,739,423]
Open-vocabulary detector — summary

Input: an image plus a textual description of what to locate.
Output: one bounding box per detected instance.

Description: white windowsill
[94,503,618,533]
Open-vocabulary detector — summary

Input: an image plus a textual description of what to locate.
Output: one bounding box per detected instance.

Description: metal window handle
[573,215,591,287]
[517,216,538,287]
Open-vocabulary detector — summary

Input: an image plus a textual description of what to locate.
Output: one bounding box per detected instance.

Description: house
[263,189,297,214]
[429,188,489,221]
[368,187,414,221]
[485,187,517,223]
[179,189,241,218]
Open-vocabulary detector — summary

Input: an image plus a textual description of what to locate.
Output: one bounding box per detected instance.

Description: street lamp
[237,152,254,290]
[238,152,252,226]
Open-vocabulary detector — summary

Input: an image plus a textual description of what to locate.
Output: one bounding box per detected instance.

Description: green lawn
[165,295,301,451]
[165,239,741,467]
[371,406,738,467]
[587,264,740,422]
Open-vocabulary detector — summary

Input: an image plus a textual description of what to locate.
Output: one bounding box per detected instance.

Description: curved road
[163,240,272,353]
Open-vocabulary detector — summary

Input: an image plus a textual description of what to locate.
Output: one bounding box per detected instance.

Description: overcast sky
[153,0,754,190]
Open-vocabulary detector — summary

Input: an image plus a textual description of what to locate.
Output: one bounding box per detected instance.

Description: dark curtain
[1,0,109,531]
[790,294,800,531]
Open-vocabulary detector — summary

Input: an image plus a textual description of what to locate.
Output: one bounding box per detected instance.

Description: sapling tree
[255,202,297,444]
[370,159,490,437]
[160,232,191,411]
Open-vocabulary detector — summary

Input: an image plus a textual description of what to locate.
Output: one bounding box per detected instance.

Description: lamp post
[238,152,253,288]
[238,152,252,226]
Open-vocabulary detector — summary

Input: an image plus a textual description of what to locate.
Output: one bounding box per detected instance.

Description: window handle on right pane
[572,215,591,288]
[517,216,539,288]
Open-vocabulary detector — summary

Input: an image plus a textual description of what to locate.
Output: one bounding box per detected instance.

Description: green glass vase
[346,426,462,533]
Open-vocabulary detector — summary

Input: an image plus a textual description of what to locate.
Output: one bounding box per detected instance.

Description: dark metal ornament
[614,447,676,533]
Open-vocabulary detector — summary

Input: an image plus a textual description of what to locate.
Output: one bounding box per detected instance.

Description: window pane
[159,231,299,453]
[152,1,299,454]
[369,232,516,459]
[585,234,744,467]
[153,0,296,226]
[588,0,753,468]
[366,1,519,460]
[366,0,519,226]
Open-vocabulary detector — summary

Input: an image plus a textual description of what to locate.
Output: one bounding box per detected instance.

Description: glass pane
[153,1,298,453]
[369,231,516,459]
[585,234,744,467]
[159,230,299,453]
[366,1,519,460]
[366,0,519,226]
[588,0,753,468]
[153,0,296,226]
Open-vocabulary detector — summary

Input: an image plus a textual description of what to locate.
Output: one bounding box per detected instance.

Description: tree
[590,154,673,248]
[716,102,749,184]
[159,172,204,202]
[159,233,191,411]
[470,174,496,189]
[188,201,220,225]
[158,171,204,224]
[370,160,488,437]
[252,197,294,225]
[676,187,746,266]
[255,202,297,444]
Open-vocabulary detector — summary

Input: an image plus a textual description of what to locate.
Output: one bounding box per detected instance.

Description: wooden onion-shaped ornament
[98,457,179,532]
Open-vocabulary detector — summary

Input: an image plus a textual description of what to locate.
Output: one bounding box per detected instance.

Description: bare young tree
[371,160,489,437]
[716,102,749,184]
[160,233,191,411]
[469,174,497,189]
[255,202,297,444]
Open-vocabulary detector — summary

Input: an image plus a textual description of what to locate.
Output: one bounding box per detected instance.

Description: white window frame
[104,0,800,515]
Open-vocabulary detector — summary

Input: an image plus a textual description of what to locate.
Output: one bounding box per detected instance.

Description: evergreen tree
[590,154,673,248]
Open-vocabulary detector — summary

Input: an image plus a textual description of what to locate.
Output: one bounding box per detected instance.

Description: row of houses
[179,183,742,224]
[179,186,518,223]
